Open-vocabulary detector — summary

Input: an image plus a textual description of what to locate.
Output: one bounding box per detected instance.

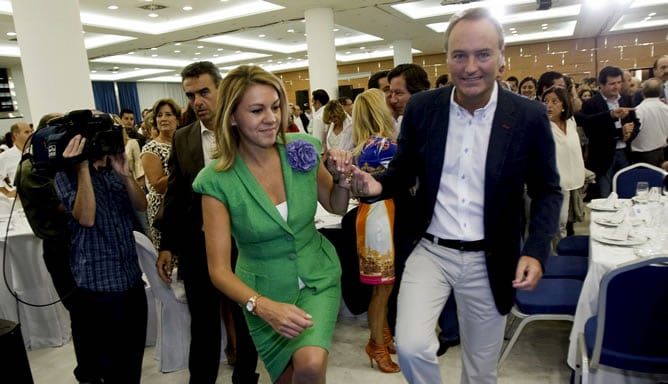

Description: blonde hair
[213,65,288,171]
[351,88,396,155]
[322,100,346,125]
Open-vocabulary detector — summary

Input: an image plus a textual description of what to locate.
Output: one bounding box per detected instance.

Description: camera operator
[54,131,148,384]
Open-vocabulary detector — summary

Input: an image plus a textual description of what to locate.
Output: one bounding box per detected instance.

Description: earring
[561,109,565,112]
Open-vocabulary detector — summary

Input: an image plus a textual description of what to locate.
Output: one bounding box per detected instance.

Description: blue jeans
[596,149,629,198]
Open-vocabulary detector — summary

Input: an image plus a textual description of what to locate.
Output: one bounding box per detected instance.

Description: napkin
[605,220,632,241]
[600,192,618,209]
[602,209,626,225]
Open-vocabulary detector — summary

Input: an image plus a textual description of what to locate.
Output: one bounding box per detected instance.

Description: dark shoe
[436,337,460,357]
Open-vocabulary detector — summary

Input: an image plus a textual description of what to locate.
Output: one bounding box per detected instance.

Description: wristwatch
[245,295,261,315]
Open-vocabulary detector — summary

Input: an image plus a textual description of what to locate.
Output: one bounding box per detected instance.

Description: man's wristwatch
[245,295,261,315]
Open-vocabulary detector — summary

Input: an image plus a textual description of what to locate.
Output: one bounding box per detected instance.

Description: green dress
[192,133,342,382]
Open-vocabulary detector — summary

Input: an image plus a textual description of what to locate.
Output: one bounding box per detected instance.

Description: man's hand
[156,250,174,283]
[622,122,634,141]
[350,167,382,198]
[63,135,86,159]
[109,152,130,177]
[512,256,543,291]
[611,107,634,120]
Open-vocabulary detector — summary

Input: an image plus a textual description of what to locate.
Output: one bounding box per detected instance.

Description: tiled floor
[27,315,573,384]
[26,219,590,383]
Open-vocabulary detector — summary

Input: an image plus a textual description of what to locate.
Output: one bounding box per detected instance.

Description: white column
[11,0,95,121]
[305,8,338,101]
[393,40,413,66]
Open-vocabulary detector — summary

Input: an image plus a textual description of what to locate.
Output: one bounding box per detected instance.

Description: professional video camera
[31,110,125,171]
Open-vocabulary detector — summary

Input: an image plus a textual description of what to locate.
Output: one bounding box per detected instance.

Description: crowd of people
[5,5,668,383]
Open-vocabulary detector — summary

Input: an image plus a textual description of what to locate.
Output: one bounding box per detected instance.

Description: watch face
[246,300,254,312]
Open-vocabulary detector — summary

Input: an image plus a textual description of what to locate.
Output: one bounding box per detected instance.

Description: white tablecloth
[567,202,668,383]
[0,210,71,349]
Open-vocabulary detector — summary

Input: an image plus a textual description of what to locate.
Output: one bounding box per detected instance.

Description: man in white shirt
[632,78,668,167]
[290,104,305,132]
[307,89,329,146]
[0,121,32,197]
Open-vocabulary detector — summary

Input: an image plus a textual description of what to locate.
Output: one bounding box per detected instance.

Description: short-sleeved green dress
[192,133,342,382]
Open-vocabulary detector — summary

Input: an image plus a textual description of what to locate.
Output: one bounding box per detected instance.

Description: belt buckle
[458,242,466,251]
[431,235,439,245]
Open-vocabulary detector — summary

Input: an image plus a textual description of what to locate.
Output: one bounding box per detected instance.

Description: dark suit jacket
[155,120,207,279]
[375,85,562,315]
[575,94,638,176]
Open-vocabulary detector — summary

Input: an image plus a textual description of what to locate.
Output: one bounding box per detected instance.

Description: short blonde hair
[322,100,346,125]
[351,88,396,155]
[213,65,288,171]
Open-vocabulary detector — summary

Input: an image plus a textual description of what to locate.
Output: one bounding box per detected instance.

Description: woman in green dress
[193,65,353,383]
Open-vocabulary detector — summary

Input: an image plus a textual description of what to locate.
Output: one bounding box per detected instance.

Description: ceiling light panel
[83,33,135,49]
[392,0,533,20]
[78,1,283,35]
[200,23,381,53]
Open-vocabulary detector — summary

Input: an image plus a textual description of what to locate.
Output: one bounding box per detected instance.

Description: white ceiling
[0,0,666,82]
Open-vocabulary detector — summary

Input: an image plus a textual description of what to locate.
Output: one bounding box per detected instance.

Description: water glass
[636,181,649,200]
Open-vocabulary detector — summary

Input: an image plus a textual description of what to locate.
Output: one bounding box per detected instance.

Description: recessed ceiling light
[287,29,295,33]
[649,12,657,16]
[107,5,119,10]
[183,6,192,11]
[333,28,339,32]
[91,70,97,73]
[134,67,140,70]
[195,52,201,55]
[213,54,219,57]
[150,47,158,50]
[148,13,159,18]
[259,34,266,38]
[287,56,293,59]
[235,50,241,53]
[175,42,182,46]
[217,48,224,51]
[197,45,204,49]
[128,51,135,55]
[542,26,548,30]
[152,54,158,57]
[267,59,273,62]
[113,66,119,70]
[346,51,351,54]
[220,0,228,2]
[192,57,197,60]
[541,23,548,27]
[6,32,16,36]
[174,50,181,53]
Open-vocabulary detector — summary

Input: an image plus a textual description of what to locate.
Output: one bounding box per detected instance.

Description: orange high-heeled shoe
[365,339,400,373]
[383,327,396,354]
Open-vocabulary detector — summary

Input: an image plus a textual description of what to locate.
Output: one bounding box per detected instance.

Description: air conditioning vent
[138,3,167,11]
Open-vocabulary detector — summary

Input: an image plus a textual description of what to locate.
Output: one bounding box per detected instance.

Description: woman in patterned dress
[351,88,400,373]
[141,98,181,249]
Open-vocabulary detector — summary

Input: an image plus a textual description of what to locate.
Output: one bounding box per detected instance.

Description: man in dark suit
[155,61,258,384]
[576,66,638,199]
[346,8,561,383]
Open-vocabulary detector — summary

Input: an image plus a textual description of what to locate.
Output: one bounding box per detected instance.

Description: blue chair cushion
[556,235,589,257]
[543,255,588,280]
[515,278,582,315]
[584,316,668,373]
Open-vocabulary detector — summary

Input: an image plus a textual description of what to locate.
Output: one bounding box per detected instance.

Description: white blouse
[551,117,585,191]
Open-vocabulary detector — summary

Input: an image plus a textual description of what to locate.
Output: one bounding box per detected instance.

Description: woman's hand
[255,297,314,339]
[325,148,354,180]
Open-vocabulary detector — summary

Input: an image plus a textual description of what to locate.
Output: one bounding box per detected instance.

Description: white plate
[593,217,645,227]
[587,202,619,212]
[592,234,649,246]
